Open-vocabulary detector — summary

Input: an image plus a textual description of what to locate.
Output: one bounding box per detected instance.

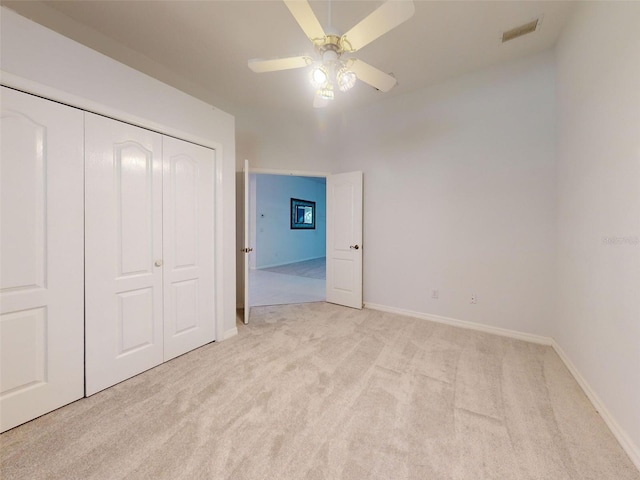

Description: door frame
[241,166,338,317]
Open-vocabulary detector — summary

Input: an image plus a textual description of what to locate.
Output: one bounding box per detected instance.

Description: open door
[326,171,363,309]
[242,159,252,324]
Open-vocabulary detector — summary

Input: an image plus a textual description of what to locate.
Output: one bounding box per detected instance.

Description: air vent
[502,19,539,43]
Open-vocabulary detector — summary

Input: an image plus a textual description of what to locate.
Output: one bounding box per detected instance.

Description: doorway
[248,173,327,307]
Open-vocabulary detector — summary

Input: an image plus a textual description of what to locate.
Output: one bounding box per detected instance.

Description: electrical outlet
[470,294,477,304]
[432,290,439,299]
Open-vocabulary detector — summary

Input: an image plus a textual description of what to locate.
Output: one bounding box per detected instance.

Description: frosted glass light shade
[337,68,357,92]
[318,84,334,100]
[310,66,328,88]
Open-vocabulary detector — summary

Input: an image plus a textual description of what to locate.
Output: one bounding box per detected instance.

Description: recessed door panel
[0,112,46,292]
[172,154,198,269]
[0,87,84,432]
[85,113,163,396]
[0,307,47,395]
[163,137,215,361]
[332,183,355,251]
[173,279,198,335]
[117,288,154,356]
[117,143,154,277]
[332,259,354,292]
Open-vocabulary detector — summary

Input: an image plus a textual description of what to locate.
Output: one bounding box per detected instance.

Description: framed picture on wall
[291,198,316,229]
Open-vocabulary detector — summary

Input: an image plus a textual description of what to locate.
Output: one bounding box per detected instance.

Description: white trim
[223,327,238,341]
[364,303,552,345]
[213,146,225,343]
[551,340,640,471]
[249,167,329,178]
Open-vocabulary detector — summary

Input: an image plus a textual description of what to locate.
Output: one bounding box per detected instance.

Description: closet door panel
[85,113,163,396]
[163,137,215,360]
[0,87,84,432]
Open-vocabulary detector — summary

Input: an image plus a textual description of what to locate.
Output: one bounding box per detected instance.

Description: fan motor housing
[317,34,343,57]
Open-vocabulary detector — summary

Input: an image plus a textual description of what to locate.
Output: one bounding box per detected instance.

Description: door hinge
[241,247,253,253]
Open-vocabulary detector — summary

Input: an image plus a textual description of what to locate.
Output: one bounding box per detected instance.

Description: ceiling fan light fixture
[249,0,416,107]
[337,67,357,92]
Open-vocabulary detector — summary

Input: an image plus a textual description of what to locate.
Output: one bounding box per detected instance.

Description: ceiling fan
[248,0,415,108]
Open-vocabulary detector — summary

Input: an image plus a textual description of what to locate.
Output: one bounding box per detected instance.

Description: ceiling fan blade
[248,56,313,73]
[313,94,329,109]
[349,59,397,92]
[340,0,415,52]
[283,0,326,44]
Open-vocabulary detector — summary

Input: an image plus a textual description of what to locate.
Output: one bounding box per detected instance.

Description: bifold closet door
[0,87,84,431]
[85,114,216,395]
[162,137,215,361]
[85,113,164,396]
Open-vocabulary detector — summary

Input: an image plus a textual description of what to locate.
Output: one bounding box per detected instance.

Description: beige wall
[555,1,640,464]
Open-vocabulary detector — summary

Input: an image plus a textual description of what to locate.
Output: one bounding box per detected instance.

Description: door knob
[155,260,163,267]
[350,245,360,250]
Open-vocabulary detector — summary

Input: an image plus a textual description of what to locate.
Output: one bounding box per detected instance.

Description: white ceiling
[3,1,579,117]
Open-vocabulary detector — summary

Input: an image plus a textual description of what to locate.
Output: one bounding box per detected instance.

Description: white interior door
[326,171,363,309]
[243,159,251,324]
[85,113,164,396]
[0,87,84,431]
[162,137,215,360]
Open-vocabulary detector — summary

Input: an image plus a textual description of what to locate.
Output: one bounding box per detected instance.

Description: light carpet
[1,303,638,480]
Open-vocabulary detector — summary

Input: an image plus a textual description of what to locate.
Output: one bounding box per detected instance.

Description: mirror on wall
[290,198,316,229]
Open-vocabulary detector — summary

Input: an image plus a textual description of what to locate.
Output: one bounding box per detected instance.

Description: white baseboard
[364,303,552,345]
[222,327,238,341]
[364,301,640,472]
[551,340,640,470]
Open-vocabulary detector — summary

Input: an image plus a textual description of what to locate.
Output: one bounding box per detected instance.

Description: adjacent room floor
[249,257,326,306]
[1,303,638,480]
